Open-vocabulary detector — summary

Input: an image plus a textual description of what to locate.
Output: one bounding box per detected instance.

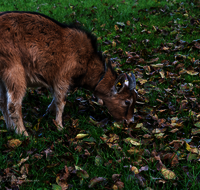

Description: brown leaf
[114,25,119,30]
[113,181,124,190]
[76,169,89,179]
[147,57,159,64]
[101,23,106,27]
[126,20,131,26]
[139,165,149,172]
[169,128,179,133]
[191,128,200,135]
[88,177,106,188]
[112,174,121,182]
[152,153,164,171]
[163,153,179,167]
[43,148,53,159]
[194,42,200,49]
[187,153,198,161]
[60,166,70,181]
[13,156,29,168]
[135,174,146,187]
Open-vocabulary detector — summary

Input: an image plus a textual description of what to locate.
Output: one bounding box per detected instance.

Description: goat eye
[125,100,130,106]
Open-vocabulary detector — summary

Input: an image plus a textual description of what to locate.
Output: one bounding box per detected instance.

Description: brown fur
[0,11,137,136]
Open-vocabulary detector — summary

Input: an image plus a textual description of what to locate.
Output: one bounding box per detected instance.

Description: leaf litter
[0,0,200,189]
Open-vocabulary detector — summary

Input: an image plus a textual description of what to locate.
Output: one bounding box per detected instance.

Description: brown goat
[0,11,137,136]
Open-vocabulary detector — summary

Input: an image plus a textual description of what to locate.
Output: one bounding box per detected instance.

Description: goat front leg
[0,80,13,130]
[2,66,28,136]
[52,85,68,131]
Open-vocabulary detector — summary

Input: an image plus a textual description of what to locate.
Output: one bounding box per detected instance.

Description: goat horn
[131,72,136,89]
[127,73,136,90]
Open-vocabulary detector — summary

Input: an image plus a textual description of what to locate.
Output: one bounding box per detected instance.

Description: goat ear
[113,74,126,93]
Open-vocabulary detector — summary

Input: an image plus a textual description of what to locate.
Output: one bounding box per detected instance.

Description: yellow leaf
[159,70,165,78]
[189,147,199,155]
[113,122,121,128]
[103,50,108,54]
[185,143,191,151]
[114,25,119,30]
[161,168,176,180]
[124,137,141,146]
[131,166,139,174]
[163,46,169,50]
[76,134,89,139]
[152,128,162,134]
[151,63,164,68]
[138,79,147,85]
[7,139,22,149]
[135,123,143,128]
[186,70,199,76]
[138,89,147,95]
[154,133,165,139]
[112,41,116,47]
[171,117,178,123]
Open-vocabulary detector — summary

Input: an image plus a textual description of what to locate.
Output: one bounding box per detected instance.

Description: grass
[0,0,200,189]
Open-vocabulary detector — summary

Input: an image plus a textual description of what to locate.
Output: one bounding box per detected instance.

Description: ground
[0,0,200,189]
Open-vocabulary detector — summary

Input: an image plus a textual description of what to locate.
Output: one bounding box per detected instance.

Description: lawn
[0,0,200,189]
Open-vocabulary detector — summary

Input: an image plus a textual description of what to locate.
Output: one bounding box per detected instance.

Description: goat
[0,11,137,136]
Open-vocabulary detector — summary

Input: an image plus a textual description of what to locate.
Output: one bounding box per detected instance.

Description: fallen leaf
[88,177,106,188]
[13,156,29,167]
[124,137,142,146]
[76,170,89,179]
[187,153,198,161]
[186,70,199,75]
[191,128,200,135]
[159,69,165,78]
[52,184,62,190]
[112,181,124,190]
[194,122,200,128]
[161,168,176,180]
[7,139,22,149]
[131,166,139,174]
[76,133,89,139]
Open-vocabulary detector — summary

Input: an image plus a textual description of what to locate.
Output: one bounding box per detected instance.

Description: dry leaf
[161,168,176,180]
[7,139,22,149]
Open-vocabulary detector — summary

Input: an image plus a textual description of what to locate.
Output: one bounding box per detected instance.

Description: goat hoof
[57,125,64,131]
[24,131,29,137]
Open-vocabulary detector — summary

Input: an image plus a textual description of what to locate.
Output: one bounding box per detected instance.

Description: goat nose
[130,116,134,123]
[125,116,134,125]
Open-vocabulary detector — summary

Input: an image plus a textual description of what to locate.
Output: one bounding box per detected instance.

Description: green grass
[0,0,200,189]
